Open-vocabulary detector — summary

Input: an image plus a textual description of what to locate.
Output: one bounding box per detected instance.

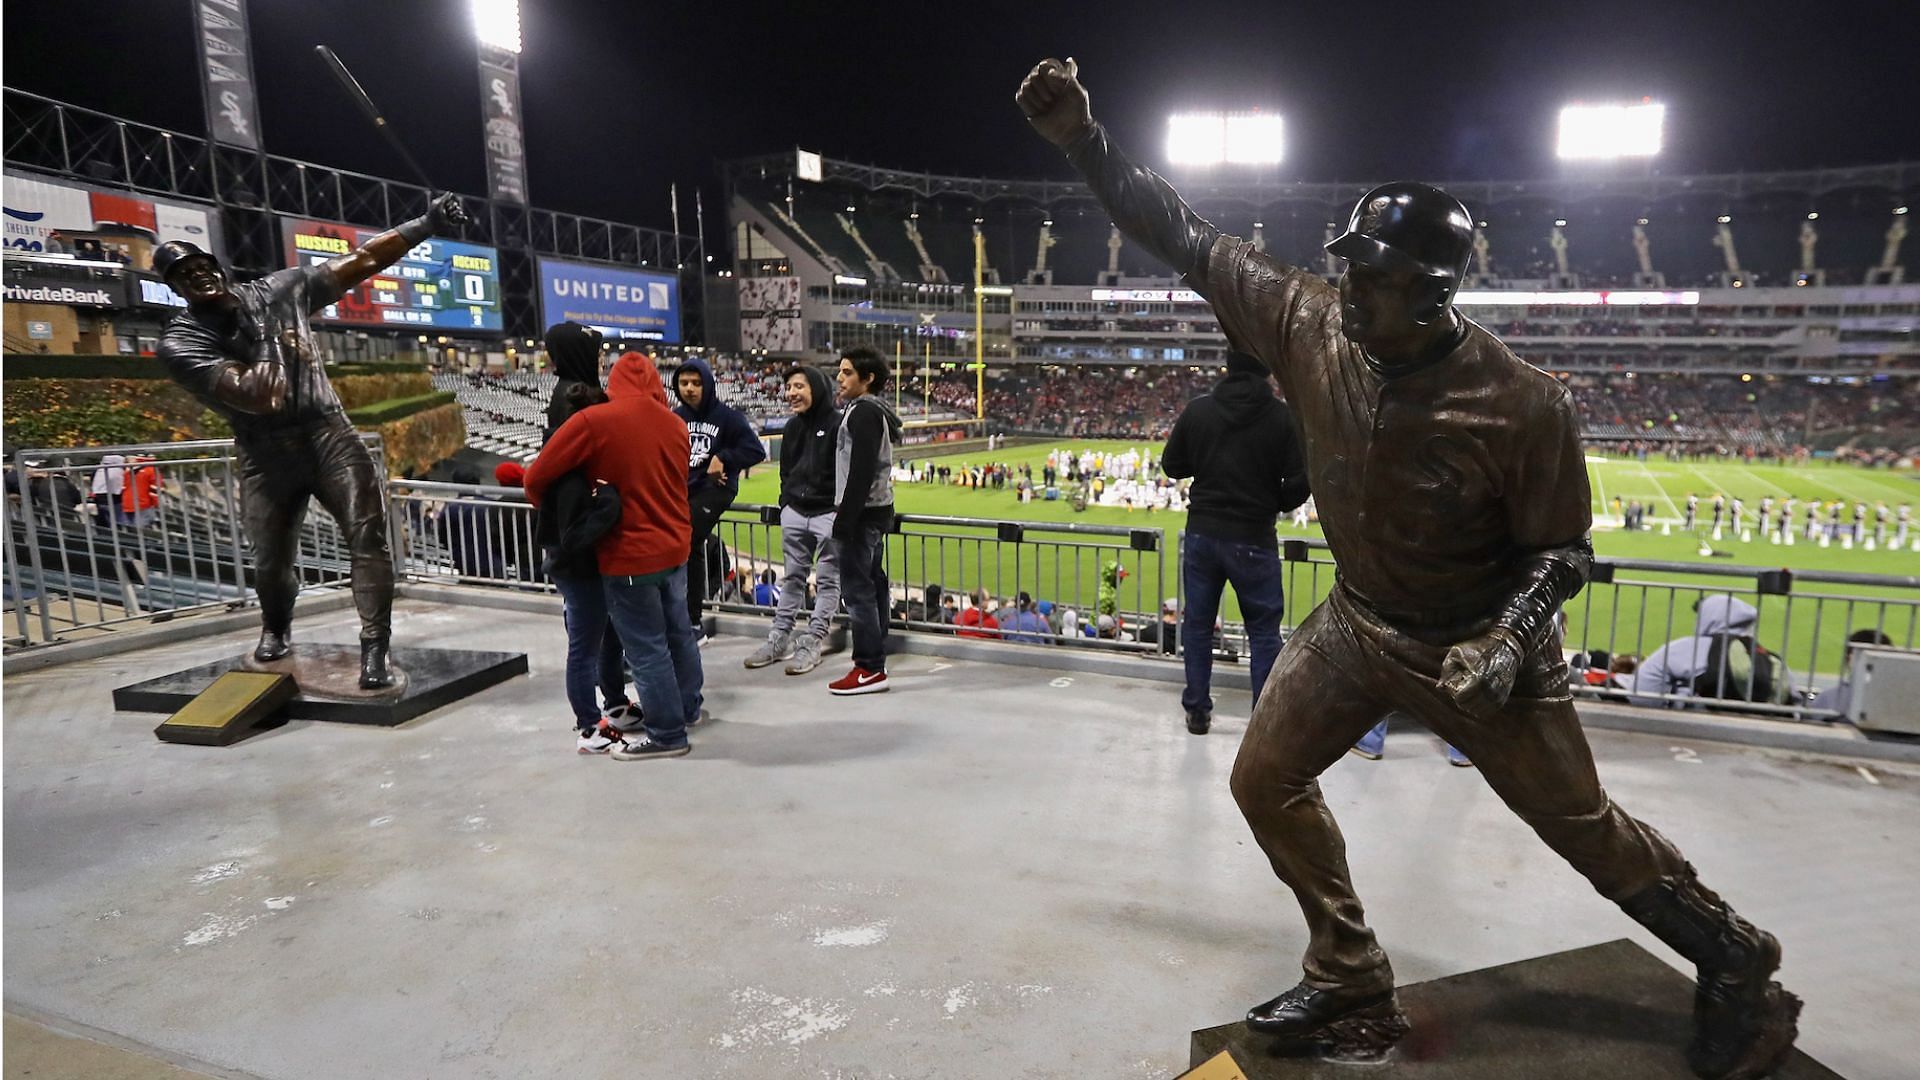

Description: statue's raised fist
[1016,57,1091,148]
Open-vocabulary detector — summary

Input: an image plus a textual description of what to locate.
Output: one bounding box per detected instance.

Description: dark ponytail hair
[553,382,608,427]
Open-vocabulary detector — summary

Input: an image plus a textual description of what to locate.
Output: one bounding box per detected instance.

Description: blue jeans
[1180,530,1285,715]
[555,573,628,730]
[836,516,891,672]
[603,567,704,747]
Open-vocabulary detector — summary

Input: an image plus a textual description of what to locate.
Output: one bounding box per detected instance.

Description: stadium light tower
[471,0,528,204]
[1557,101,1664,160]
[1167,111,1284,167]
[472,0,522,54]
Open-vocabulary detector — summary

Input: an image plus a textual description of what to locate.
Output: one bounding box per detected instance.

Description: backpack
[1692,634,1787,704]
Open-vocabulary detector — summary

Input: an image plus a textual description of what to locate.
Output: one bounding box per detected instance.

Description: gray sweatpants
[771,506,840,641]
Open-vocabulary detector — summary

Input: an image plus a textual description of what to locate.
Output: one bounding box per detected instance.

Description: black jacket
[779,365,840,513]
[543,321,603,438]
[534,340,610,578]
[1161,371,1309,546]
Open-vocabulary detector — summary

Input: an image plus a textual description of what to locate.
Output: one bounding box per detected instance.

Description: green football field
[725,441,1918,679]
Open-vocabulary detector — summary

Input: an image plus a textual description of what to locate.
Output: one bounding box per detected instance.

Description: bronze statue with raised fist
[1018,58,1797,1079]
[154,194,470,689]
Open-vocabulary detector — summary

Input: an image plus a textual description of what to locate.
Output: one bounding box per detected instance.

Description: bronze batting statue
[153,194,469,689]
[1018,58,1798,1079]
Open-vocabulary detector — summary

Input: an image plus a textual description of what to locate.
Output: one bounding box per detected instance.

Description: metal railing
[10,447,1918,727]
[6,437,376,647]
[708,503,1171,654]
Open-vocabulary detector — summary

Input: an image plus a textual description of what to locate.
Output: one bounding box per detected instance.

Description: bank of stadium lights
[1166,112,1284,166]
[470,0,521,53]
[1556,101,1664,160]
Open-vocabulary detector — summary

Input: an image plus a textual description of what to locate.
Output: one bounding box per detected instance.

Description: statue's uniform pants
[236,413,393,644]
[1230,584,1689,995]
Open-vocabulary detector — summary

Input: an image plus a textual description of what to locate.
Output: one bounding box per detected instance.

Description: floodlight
[1167,111,1283,166]
[471,0,521,54]
[1556,102,1664,160]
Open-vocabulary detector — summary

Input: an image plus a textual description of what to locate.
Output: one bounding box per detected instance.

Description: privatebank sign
[537,256,680,343]
[4,281,119,307]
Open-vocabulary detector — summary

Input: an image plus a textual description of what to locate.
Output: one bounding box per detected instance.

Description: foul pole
[972,226,985,421]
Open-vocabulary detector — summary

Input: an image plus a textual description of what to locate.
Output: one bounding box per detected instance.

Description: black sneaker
[611,733,690,761]
[1186,710,1211,735]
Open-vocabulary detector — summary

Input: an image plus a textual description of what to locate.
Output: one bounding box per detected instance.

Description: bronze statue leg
[308,417,394,644]
[1230,602,1398,997]
[239,448,311,638]
[1418,694,1688,900]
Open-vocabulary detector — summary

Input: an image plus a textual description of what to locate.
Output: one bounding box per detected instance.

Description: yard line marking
[1842,471,1920,503]
[1733,467,1790,497]
[1635,460,1682,519]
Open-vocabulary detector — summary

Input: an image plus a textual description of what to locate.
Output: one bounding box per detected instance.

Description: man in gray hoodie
[1621,595,1788,707]
[826,346,904,696]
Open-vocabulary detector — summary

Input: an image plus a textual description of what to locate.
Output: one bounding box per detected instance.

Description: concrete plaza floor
[5,598,1918,1079]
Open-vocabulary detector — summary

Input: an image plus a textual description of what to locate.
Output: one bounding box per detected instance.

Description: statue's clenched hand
[1016,57,1092,147]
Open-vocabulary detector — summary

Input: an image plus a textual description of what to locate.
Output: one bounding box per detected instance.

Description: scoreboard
[280,217,503,334]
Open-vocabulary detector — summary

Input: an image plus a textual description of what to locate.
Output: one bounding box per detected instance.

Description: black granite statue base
[1191,940,1842,1078]
[114,644,527,726]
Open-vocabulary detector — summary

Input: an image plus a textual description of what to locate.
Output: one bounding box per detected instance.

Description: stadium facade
[718,150,1919,390]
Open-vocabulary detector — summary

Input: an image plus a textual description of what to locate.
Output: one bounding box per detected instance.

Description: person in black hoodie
[745,364,843,675]
[543,321,604,438]
[533,356,634,749]
[672,357,769,640]
[1161,349,1309,735]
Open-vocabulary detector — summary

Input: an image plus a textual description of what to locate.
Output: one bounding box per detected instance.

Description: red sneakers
[828,667,890,696]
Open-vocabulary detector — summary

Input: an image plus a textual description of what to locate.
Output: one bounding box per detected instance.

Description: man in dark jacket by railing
[745,364,842,675]
[673,356,768,641]
[1162,349,1308,736]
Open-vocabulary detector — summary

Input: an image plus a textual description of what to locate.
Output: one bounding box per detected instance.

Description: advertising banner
[282,218,503,333]
[478,48,528,205]
[737,276,803,352]
[538,257,681,342]
[194,0,263,150]
[2,173,215,255]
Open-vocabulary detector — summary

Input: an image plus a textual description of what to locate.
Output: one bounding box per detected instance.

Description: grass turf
[722,441,1918,680]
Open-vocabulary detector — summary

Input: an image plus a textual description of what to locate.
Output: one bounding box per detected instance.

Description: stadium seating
[737,170,1918,288]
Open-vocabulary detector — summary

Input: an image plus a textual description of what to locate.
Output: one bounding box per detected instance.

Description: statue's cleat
[254,627,291,662]
[1619,867,1801,1080]
[359,640,393,690]
[1687,930,1801,1080]
[1246,982,1408,1062]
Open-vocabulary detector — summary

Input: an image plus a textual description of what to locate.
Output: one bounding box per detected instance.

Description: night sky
[7,0,1917,232]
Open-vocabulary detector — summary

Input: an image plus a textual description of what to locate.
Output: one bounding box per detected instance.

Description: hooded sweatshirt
[543,321,603,438]
[1621,595,1772,707]
[833,393,905,540]
[779,365,840,514]
[525,353,690,577]
[672,357,767,495]
[1161,355,1309,546]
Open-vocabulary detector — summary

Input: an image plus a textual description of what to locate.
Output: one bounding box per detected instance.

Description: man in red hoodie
[524,353,703,759]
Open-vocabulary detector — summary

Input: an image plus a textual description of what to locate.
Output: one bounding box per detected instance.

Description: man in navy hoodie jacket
[672,357,768,637]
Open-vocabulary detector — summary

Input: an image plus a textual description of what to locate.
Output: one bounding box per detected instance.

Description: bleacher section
[437,358,974,462]
[734,166,1918,288]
